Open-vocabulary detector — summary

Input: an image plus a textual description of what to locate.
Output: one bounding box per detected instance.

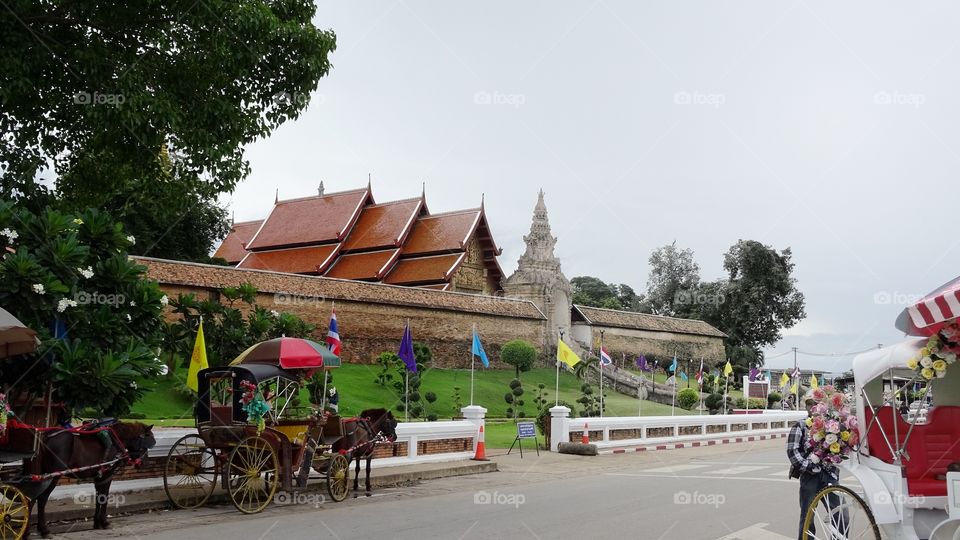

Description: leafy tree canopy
[571,276,646,312]
[645,241,700,317]
[500,339,536,378]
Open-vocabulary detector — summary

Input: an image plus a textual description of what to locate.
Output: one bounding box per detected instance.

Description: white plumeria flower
[157,364,169,376]
[56,298,78,313]
[0,228,17,241]
[130,300,136,307]
[126,235,136,245]
[270,310,280,317]
[129,381,137,389]
[32,283,45,295]
[159,295,169,306]
[125,314,132,322]
[72,218,84,225]
[77,266,94,279]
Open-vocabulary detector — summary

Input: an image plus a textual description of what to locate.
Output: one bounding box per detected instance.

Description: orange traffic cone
[582,422,590,444]
[472,424,489,461]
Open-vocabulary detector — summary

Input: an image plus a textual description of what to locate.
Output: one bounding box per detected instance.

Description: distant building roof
[572,305,728,338]
[213,184,505,293]
[246,188,371,250]
[237,244,340,275]
[215,220,263,264]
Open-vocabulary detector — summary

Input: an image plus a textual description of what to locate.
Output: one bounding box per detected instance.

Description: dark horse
[332,408,397,497]
[30,422,156,538]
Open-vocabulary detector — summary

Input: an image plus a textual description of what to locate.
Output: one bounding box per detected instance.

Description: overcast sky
[224,1,960,373]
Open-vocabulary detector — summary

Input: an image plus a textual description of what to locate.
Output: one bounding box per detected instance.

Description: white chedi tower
[503,190,572,352]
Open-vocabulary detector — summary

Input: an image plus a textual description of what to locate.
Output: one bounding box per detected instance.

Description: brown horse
[332,408,397,497]
[30,422,155,538]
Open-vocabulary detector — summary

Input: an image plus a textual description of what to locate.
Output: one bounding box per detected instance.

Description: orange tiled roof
[402,210,481,256]
[341,198,424,252]
[384,253,466,285]
[214,220,263,264]
[246,188,371,250]
[237,244,340,274]
[324,249,400,281]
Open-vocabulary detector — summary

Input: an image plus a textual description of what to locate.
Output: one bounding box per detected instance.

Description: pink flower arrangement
[804,385,860,465]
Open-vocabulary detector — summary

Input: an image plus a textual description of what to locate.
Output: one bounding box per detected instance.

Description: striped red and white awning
[896,276,960,336]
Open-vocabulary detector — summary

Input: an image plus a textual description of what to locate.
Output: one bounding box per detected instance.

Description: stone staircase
[571,340,690,407]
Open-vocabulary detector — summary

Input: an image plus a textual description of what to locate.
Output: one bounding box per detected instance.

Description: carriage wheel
[326,454,349,502]
[163,435,218,509]
[802,485,880,540]
[227,436,279,514]
[0,485,29,540]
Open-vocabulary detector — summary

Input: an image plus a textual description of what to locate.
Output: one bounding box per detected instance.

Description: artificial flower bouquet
[805,385,860,465]
[906,320,960,381]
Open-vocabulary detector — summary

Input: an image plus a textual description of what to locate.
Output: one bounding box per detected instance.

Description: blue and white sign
[517,422,536,439]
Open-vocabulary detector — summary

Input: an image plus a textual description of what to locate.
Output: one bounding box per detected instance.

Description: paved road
[48,439,821,540]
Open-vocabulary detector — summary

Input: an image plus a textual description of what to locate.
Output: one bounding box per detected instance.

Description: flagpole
[599,330,604,418]
[698,357,704,415]
[724,374,729,415]
[555,330,563,407]
[470,323,476,406]
[405,319,410,422]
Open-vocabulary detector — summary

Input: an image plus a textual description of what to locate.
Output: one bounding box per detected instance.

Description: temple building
[214,183,505,294]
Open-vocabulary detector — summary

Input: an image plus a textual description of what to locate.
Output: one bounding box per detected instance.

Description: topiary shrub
[678,388,700,410]
[767,392,782,407]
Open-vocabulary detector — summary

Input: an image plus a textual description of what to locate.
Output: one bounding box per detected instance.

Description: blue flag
[398,322,416,372]
[668,355,677,373]
[472,329,489,368]
[680,370,689,381]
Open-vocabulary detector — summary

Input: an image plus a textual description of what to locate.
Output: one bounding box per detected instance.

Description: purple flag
[398,322,417,372]
[636,355,651,372]
[749,366,760,382]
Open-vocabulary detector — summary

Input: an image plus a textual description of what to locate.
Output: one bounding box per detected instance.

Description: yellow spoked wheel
[325,454,350,502]
[802,485,880,540]
[163,434,218,509]
[0,485,29,540]
[227,436,279,514]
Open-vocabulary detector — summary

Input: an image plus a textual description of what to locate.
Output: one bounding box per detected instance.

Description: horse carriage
[163,337,398,514]
[802,278,960,540]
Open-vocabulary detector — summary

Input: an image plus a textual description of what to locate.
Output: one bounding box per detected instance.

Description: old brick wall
[137,257,546,368]
[576,324,726,368]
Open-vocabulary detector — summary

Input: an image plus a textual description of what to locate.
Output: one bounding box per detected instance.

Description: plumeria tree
[0,201,167,418]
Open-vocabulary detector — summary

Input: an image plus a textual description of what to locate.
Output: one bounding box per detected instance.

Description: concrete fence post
[549,405,571,452]
[460,405,487,452]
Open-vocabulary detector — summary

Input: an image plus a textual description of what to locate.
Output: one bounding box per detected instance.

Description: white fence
[549,405,805,451]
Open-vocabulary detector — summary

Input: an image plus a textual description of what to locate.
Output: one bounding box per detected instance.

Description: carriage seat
[865,406,960,497]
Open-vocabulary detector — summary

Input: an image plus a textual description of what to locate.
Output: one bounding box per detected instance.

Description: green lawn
[129,364,699,443]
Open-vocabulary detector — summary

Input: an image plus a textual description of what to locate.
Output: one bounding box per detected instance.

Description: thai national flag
[599,347,612,367]
[325,309,342,356]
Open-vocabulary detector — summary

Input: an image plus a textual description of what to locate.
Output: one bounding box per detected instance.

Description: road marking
[608,472,795,484]
[640,464,711,473]
[708,465,769,475]
[768,470,789,477]
[716,522,792,540]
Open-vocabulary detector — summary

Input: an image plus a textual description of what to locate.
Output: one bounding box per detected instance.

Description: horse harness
[31,424,146,481]
[341,416,391,457]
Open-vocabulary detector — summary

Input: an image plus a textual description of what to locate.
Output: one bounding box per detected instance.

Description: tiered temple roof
[215,185,505,294]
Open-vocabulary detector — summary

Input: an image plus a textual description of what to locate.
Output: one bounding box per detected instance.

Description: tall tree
[1,0,336,256]
[645,241,701,316]
[571,276,647,311]
[703,240,806,358]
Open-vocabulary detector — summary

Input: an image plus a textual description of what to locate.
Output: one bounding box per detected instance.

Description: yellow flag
[779,372,790,389]
[186,319,208,392]
[790,382,798,395]
[556,340,582,369]
[723,361,733,377]
[810,374,819,389]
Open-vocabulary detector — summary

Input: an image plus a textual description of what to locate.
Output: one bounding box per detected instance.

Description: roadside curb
[44,460,497,525]
[601,432,789,455]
